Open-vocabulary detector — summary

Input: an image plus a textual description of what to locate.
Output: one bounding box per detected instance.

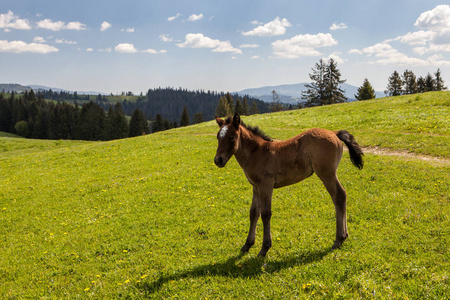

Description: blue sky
[1,0,450,94]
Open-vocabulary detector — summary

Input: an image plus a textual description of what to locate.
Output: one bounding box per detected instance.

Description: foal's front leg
[241,186,260,253]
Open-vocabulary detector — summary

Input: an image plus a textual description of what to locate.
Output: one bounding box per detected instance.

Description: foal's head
[214,113,241,168]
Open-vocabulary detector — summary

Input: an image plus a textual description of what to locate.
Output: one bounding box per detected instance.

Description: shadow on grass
[137,247,332,295]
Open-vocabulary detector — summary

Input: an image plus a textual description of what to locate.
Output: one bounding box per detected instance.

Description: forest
[0,88,269,141]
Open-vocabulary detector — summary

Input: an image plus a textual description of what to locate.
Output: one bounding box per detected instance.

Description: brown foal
[214,113,363,257]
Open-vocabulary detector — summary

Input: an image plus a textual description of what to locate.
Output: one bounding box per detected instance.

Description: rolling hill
[0,92,448,298]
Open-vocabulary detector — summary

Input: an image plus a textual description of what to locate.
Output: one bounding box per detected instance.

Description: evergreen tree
[152,114,164,133]
[180,106,189,127]
[269,90,283,112]
[355,78,376,100]
[129,108,149,137]
[215,96,230,117]
[302,59,327,107]
[435,68,447,91]
[417,76,427,93]
[76,101,106,140]
[324,58,347,104]
[249,101,259,115]
[302,59,347,106]
[425,73,435,92]
[242,97,249,116]
[402,70,418,94]
[106,103,129,140]
[193,113,204,124]
[225,93,234,113]
[386,71,402,96]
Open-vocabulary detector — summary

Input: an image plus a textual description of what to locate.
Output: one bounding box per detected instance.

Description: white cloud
[168,13,181,22]
[142,48,166,54]
[250,20,263,25]
[0,40,58,54]
[0,11,31,30]
[177,33,242,54]
[329,22,347,30]
[98,48,112,52]
[240,44,259,48]
[242,17,292,36]
[414,4,450,32]
[272,33,337,59]
[394,30,437,45]
[55,38,77,45]
[250,55,260,59]
[33,36,46,43]
[115,43,138,53]
[159,34,173,42]
[348,48,362,55]
[100,21,112,31]
[353,42,450,66]
[66,22,86,30]
[37,19,86,31]
[188,14,204,21]
[323,52,344,64]
[121,28,135,33]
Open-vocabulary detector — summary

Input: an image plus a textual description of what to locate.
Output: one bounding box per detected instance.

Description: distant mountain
[0,83,32,93]
[0,83,107,95]
[28,85,108,95]
[237,83,385,103]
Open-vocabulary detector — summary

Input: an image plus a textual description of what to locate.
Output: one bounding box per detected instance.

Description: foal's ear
[232,113,240,129]
[216,116,225,127]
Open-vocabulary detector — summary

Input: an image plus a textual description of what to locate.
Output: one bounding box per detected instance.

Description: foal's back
[268,128,343,188]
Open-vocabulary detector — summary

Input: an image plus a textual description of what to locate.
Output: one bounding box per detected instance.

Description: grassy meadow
[0,92,449,298]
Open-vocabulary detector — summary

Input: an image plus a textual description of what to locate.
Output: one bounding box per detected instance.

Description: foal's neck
[235,126,267,165]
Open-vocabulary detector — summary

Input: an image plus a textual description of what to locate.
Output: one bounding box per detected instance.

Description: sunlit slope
[0,91,448,298]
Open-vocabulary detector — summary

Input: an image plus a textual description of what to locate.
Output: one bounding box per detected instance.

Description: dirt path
[360,146,450,166]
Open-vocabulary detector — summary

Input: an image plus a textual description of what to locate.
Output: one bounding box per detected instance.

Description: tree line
[0,90,150,140]
[301,58,446,105]
[385,68,446,97]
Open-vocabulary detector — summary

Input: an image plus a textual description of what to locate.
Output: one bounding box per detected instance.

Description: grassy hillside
[0,92,449,298]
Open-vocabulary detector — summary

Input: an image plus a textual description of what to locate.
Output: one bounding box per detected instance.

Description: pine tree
[270,90,283,112]
[180,106,189,127]
[249,101,259,115]
[302,59,327,107]
[417,76,427,93]
[425,73,435,92]
[152,114,164,133]
[324,58,347,104]
[386,71,402,96]
[355,78,376,100]
[129,108,148,137]
[402,70,418,94]
[435,68,447,91]
[242,97,249,116]
[193,113,204,124]
[215,96,230,117]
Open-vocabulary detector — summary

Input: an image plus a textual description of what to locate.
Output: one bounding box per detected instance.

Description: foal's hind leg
[317,173,348,249]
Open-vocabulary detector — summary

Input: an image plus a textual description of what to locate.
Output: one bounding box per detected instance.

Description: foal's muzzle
[214,155,226,168]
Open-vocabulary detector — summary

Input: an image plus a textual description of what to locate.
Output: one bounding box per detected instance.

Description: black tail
[337,130,364,169]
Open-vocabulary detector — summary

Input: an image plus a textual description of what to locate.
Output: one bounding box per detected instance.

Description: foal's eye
[229,135,235,141]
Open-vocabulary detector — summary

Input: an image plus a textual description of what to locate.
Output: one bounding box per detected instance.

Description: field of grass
[0,92,449,298]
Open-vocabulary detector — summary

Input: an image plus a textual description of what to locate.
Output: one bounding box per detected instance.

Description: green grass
[0,92,449,298]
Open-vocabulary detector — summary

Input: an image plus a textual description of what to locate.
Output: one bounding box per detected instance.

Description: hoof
[257,246,270,257]
[332,234,348,249]
[241,243,253,253]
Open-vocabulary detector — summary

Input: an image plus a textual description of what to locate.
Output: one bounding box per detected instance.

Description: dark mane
[225,116,272,141]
